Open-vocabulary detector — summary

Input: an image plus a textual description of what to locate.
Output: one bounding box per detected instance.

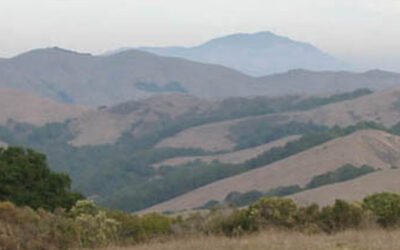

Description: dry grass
[0,86,91,126]
[143,129,400,213]
[92,229,400,250]
[154,135,300,168]
[291,169,400,206]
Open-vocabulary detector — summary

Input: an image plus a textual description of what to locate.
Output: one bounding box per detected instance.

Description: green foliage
[203,164,376,209]
[140,213,173,236]
[2,192,400,248]
[0,147,83,211]
[265,185,303,197]
[390,121,400,136]
[136,81,188,93]
[230,121,328,150]
[224,187,302,208]
[250,197,298,228]
[245,121,385,170]
[196,200,221,210]
[363,192,400,227]
[69,200,100,217]
[225,191,265,207]
[294,88,373,111]
[74,210,119,247]
[306,164,376,189]
[319,200,365,233]
[206,209,257,236]
[217,88,372,120]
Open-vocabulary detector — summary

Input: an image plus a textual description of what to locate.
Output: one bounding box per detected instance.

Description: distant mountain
[0,47,259,105]
[137,31,350,76]
[257,69,400,96]
[1,47,400,106]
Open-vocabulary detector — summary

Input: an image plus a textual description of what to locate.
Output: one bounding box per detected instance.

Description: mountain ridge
[137,31,350,76]
[1,46,400,105]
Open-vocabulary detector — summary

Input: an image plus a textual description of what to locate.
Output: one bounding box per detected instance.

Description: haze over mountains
[136,31,350,76]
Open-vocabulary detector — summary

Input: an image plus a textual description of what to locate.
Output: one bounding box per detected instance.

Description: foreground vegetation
[2,192,400,250]
[94,230,400,250]
[1,147,400,250]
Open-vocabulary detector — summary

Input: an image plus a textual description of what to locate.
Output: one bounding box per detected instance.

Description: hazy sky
[1,0,400,71]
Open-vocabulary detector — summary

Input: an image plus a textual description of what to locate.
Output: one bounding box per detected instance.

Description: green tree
[0,147,83,211]
[363,192,400,227]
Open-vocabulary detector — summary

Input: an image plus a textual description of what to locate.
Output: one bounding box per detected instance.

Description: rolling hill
[137,31,349,76]
[67,88,372,147]
[153,135,301,168]
[68,94,214,146]
[142,129,400,213]
[155,118,239,152]
[0,86,91,126]
[290,169,400,206]
[156,88,400,151]
[1,47,400,105]
[0,47,257,105]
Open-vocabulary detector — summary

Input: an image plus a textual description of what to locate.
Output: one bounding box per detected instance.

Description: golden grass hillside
[69,94,213,146]
[291,168,400,206]
[143,129,400,213]
[155,89,400,151]
[94,229,400,250]
[0,87,91,126]
[153,135,301,168]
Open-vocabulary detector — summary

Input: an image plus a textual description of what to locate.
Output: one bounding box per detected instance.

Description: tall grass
[95,229,400,250]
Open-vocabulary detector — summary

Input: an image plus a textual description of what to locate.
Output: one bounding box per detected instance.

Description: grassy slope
[143,130,400,213]
[153,135,301,168]
[0,87,91,126]
[290,169,400,206]
[155,88,400,151]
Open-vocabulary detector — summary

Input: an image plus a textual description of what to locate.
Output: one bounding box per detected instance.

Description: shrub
[74,211,119,248]
[294,203,321,233]
[0,201,79,250]
[319,200,365,233]
[363,192,400,227]
[140,213,173,237]
[249,197,298,228]
[205,208,257,236]
[106,210,146,244]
